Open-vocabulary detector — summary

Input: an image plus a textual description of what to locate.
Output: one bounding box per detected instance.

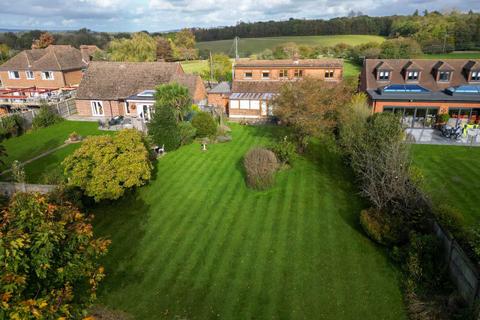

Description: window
[230,100,239,109]
[438,71,451,82]
[240,100,250,109]
[325,69,334,79]
[244,72,252,79]
[91,101,104,116]
[250,101,260,110]
[41,71,54,80]
[294,69,303,78]
[279,69,288,79]
[262,71,270,79]
[378,70,390,81]
[407,71,419,81]
[8,71,20,79]
[471,71,480,81]
[125,103,131,115]
[25,70,34,80]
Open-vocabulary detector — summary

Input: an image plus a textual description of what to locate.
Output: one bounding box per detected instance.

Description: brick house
[75,61,206,121]
[227,58,343,119]
[0,45,88,89]
[360,59,480,128]
[207,81,231,114]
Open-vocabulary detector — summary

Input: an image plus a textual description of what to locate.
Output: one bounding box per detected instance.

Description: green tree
[380,37,423,59]
[172,29,198,61]
[32,104,63,129]
[156,37,174,61]
[154,83,192,122]
[0,43,10,63]
[0,192,110,319]
[63,129,152,201]
[148,105,181,151]
[191,112,217,138]
[203,53,232,81]
[108,32,156,62]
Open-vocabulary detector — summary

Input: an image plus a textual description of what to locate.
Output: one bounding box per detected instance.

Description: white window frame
[407,71,419,81]
[240,100,250,109]
[25,70,34,80]
[279,69,288,79]
[261,71,270,79]
[8,71,20,79]
[294,69,303,78]
[471,71,480,81]
[91,101,104,116]
[325,69,334,79]
[244,71,253,79]
[230,100,239,109]
[41,71,54,80]
[250,100,260,110]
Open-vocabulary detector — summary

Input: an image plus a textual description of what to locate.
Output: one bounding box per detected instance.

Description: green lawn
[197,35,385,56]
[93,124,406,319]
[2,120,102,168]
[412,145,480,224]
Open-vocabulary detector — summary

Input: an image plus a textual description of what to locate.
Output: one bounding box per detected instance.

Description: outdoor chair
[467,129,480,144]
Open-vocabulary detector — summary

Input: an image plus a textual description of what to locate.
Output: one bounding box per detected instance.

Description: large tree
[154,83,192,122]
[203,53,232,81]
[156,37,174,61]
[62,129,152,201]
[108,32,156,62]
[274,78,354,151]
[31,32,54,49]
[0,193,110,319]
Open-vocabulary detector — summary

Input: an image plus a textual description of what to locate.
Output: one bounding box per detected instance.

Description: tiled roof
[361,59,480,93]
[0,45,87,71]
[234,58,343,68]
[76,61,201,100]
[231,81,285,94]
[208,81,231,94]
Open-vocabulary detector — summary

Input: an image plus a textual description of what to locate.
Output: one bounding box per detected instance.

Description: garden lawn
[412,144,480,224]
[93,124,406,320]
[1,120,102,168]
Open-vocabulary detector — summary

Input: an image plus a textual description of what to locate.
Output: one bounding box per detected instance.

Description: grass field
[197,35,385,56]
[93,124,406,319]
[1,120,101,168]
[412,145,480,224]
[419,52,480,59]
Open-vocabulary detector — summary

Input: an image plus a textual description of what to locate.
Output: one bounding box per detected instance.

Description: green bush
[32,105,63,129]
[359,208,406,246]
[438,113,450,123]
[269,137,296,165]
[178,121,196,146]
[434,204,466,238]
[148,105,181,151]
[0,114,23,139]
[192,112,217,138]
[243,148,279,190]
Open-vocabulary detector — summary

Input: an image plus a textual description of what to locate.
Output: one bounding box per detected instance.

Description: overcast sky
[0,0,479,32]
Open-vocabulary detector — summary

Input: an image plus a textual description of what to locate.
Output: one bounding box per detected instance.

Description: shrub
[178,121,196,146]
[11,160,25,183]
[0,114,23,139]
[438,113,450,124]
[359,208,406,246]
[269,136,296,165]
[192,112,217,138]
[434,204,466,238]
[69,131,80,141]
[148,105,181,151]
[32,105,63,129]
[41,167,65,185]
[243,148,279,190]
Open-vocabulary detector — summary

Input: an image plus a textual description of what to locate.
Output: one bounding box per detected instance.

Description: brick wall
[0,70,73,89]
[208,93,229,111]
[234,67,342,81]
[63,70,84,87]
[76,99,125,117]
[193,78,207,103]
[372,100,480,114]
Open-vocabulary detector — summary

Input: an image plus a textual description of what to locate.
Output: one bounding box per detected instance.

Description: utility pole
[209,51,214,82]
[235,36,239,60]
[443,32,448,54]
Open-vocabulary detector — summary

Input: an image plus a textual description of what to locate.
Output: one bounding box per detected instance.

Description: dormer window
[378,70,390,81]
[438,71,451,82]
[471,71,480,82]
[407,71,419,81]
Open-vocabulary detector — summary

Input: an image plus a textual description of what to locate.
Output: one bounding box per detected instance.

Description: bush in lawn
[360,208,406,246]
[243,148,279,190]
[32,105,63,129]
[148,105,181,151]
[69,131,80,142]
[178,121,196,146]
[63,129,152,201]
[11,160,25,183]
[0,114,23,139]
[269,136,296,166]
[0,192,110,319]
[192,112,217,138]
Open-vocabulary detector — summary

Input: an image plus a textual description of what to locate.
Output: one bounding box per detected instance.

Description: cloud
[0,0,478,31]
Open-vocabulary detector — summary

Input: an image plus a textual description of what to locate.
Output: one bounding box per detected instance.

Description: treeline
[193,11,480,53]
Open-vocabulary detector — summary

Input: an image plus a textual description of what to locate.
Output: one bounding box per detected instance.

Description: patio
[406,128,480,146]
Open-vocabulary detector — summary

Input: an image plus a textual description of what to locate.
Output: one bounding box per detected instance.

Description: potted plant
[437,113,450,126]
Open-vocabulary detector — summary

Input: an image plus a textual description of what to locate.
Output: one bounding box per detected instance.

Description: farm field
[412,144,480,224]
[196,35,386,56]
[93,124,406,320]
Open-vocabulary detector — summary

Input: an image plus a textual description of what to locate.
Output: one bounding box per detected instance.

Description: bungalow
[225,58,343,120]
[360,59,480,128]
[75,61,206,120]
[0,45,88,89]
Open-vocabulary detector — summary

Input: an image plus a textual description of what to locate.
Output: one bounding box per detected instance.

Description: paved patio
[406,128,480,146]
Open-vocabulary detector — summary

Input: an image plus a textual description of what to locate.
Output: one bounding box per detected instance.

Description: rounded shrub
[148,105,181,151]
[243,148,279,190]
[192,112,217,138]
[269,137,296,165]
[359,208,405,246]
[32,105,63,129]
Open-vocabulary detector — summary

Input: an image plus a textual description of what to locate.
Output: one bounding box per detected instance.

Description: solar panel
[382,84,430,93]
[446,85,480,94]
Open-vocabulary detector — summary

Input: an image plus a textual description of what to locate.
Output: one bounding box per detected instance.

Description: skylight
[446,85,480,94]
[382,84,430,94]
[137,90,155,97]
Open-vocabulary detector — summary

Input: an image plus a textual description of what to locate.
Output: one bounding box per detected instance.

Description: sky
[0,0,479,32]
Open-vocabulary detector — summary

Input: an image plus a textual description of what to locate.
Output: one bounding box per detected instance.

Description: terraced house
[360,59,480,128]
[209,58,343,120]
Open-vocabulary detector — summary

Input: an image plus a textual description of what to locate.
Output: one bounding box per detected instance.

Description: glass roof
[137,90,155,97]
[382,84,430,94]
[446,85,480,94]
